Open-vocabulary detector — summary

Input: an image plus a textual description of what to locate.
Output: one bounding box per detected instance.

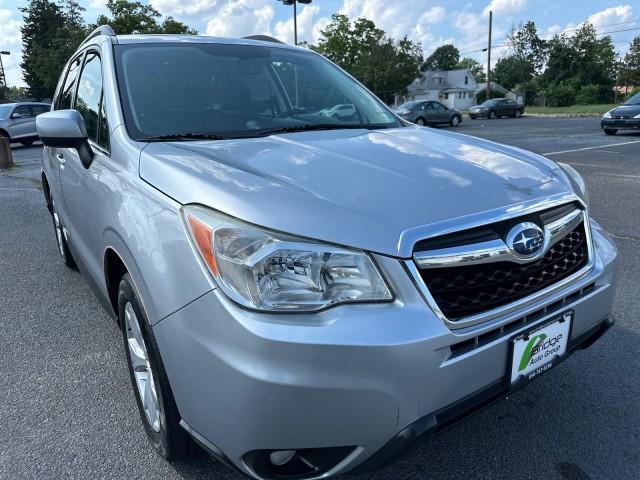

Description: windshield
[479,100,498,107]
[0,104,14,119]
[114,43,400,140]
[624,92,640,105]
[396,102,419,111]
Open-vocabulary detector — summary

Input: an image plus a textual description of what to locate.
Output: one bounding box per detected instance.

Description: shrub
[576,84,614,104]
[545,83,576,107]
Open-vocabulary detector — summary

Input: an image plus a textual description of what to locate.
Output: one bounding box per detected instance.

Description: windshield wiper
[140,132,229,142]
[252,123,378,137]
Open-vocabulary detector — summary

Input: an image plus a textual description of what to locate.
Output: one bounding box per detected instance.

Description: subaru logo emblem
[506,222,545,258]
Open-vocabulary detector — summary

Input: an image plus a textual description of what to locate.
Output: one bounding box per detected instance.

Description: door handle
[56,152,66,165]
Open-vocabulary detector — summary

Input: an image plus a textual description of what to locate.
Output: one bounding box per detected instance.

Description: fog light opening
[269,450,297,466]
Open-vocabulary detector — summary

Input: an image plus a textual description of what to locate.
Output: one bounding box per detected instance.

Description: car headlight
[603,111,612,118]
[558,163,589,205]
[182,205,392,312]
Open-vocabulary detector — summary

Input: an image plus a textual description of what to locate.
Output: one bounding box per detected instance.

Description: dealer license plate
[509,311,572,385]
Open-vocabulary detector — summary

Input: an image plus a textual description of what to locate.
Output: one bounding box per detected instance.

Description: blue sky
[1,0,638,87]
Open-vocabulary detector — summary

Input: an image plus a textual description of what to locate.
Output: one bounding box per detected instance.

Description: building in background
[396,69,477,110]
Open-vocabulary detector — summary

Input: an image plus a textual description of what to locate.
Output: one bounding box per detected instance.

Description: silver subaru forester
[37,26,617,479]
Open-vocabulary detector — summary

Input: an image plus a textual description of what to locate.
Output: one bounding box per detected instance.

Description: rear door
[58,50,110,275]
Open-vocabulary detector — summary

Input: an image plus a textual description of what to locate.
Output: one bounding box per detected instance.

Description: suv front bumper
[153,219,617,479]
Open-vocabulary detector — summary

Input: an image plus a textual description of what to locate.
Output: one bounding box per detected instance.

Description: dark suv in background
[469,98,524,119]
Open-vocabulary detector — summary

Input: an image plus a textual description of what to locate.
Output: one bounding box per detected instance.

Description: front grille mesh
[418,223,589,320]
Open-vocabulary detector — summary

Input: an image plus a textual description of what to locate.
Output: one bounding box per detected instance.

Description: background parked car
[319,103,357,120]
[394,100,462,127]
[469,98,524,119]
[601,92,640,135]
[0,102,51,145]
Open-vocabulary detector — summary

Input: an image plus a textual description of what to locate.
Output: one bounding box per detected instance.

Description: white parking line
[542,140,640,156]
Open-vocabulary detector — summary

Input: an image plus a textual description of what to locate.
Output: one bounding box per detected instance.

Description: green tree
[543,23,616,91]
[621,36,640,88]
[20,0,66,100]
[493,56,534,90]
[94,0,197,35]
[312,14,422,104]
[421,44,459,71]
[508,21,546,73]
[456,57,486,82]
[20,0,88,100]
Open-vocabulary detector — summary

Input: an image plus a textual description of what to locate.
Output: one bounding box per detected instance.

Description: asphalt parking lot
[1,117,639,480]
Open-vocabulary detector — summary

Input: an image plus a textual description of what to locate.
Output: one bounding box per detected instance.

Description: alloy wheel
[125,302,161,433]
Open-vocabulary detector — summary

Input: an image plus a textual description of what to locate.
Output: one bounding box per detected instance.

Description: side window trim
[78,47,110,156]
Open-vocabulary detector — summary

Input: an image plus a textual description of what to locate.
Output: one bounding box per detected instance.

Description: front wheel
[603,128,617,136]
[488,110,497,119]
[415,117,426,126]
[51,200,76,269]
[119,273,195,461]
[514,109,522,118]
[450,115,461,127]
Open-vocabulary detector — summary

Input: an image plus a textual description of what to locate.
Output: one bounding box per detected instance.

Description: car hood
[140,126,573,257]
[610,104,640,117]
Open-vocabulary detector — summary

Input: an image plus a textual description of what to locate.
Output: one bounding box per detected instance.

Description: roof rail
[80,25,116,47]
[243,35,285,44]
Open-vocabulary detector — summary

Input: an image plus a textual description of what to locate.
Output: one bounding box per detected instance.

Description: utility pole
[277,1,312,45]
[486,10,492,101]
[0,51,9,99]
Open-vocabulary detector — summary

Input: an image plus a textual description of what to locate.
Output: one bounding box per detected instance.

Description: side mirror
[37,110,94,169]
[10,112,23,119]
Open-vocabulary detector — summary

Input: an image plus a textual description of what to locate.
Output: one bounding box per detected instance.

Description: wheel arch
[104,247,130,325]
[0,129,9,139]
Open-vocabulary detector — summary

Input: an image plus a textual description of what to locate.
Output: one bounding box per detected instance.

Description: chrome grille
[411,204,593,325]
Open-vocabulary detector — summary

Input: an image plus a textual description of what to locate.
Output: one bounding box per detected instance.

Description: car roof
[114,34,302,52]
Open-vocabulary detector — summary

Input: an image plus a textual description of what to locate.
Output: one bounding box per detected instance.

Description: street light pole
[277,0,312,45]
[0,51,10,100]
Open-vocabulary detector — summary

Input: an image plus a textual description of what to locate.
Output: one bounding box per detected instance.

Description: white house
[396,69,477,110]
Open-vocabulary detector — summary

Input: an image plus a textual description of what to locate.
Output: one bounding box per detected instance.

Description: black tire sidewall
[118,274,188,460]
[51,201,76,269]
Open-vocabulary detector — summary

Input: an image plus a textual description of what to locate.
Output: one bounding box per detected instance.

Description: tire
[488,110,497,119]
[0,130,9,140]
[51,200,77,269]
[118,273,194,461]
[415,117,426,126]
[21,139,34,146]
[514,109,521,118]
[450,115,461,127]
[603,129,617,136]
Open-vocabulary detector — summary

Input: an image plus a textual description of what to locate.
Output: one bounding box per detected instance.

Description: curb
[524,113,605,118]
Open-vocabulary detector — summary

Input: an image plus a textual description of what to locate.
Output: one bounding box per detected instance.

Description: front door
[58,50,110,277]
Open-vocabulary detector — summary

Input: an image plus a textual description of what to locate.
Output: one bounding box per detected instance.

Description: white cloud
[205,0,275,37]
[151,0,219,18]
[587,4,634,27]
[0,5,24,87]
[482,0,528,17]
